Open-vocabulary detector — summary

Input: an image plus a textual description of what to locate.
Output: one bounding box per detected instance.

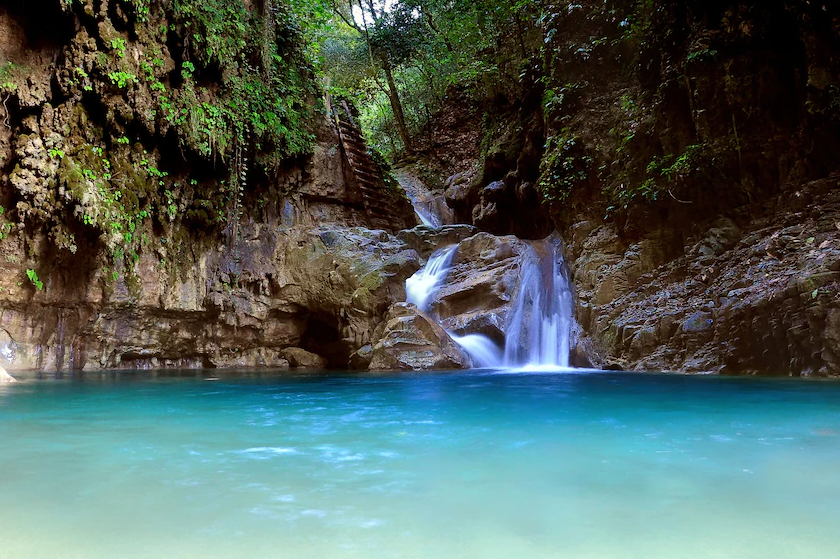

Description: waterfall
[503,239,574,369]
[403,236,576,370]
[449,334,504,368]
[405,245,457,313]
[405,246,503,369]
[395,166,576,370]
[415,207,440,228]
[394,168,452,228]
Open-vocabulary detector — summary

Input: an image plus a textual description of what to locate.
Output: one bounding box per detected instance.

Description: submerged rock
[368,303,470,370]
[0,366,16,383]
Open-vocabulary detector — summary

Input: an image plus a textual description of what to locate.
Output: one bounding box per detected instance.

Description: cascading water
[415,207,441,228]
[449,334,504,368]
[403,235,576,370]
[394,168,452,228]
[405,245,456,313]
[503,239,574,368]
[405,246,501,368]
[395,165,576,370]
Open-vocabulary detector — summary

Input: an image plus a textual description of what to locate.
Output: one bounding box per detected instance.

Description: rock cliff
[403,1,840,376]
[0,0,417,371]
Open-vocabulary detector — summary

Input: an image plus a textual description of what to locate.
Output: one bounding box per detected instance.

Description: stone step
[355,169,379,184]
[339,126,364,142]
[344,144,372,160]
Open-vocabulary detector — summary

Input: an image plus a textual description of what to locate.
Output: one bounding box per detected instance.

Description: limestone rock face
[0,224,420,372]
[569,177,840,377]
[368,303,471,370]
[0,3,422,373]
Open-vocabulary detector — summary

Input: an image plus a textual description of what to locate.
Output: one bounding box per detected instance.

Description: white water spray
[450,334,504,368]
[405,245,457,313]
[403,235,576,370]
[503,240,574,368]
[415,207,440,228]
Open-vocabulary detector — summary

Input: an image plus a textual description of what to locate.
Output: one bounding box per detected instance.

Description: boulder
[429,233,528,324]
[368,303,471,370]
[444,172,475,214]
[441,311,507,345]
[284,227,422,350]
[280,347,329,369]
[349,344,373,369]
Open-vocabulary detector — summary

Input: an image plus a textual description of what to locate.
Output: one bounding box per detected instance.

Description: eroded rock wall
[0,0,418,371]
[572,177,840,377]
[415,0,840,376]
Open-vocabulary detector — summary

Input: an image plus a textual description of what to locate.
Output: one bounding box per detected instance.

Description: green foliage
[124,0,151,22]
[537,134,591,204]
[313,0,542,158]
[107,71,136,88]
[167,0,316,164]
[609,143,705,210]
[617,0,656,46]
[71,66,93,91]
[110,37,128,58]
[26,269,44,291]
[687,48,718,64]
[0,206,11,241]
[0,62,23,92]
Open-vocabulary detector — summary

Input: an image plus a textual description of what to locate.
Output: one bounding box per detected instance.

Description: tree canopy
[289,0,546,157]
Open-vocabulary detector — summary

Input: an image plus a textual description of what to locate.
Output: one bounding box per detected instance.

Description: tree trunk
[382,58,413,154]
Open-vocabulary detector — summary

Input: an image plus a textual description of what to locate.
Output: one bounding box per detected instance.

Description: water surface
[1,370,839,558]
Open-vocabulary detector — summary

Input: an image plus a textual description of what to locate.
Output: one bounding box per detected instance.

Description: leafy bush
[537,133,592,204]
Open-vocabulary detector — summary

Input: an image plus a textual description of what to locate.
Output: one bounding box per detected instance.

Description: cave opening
[0,0,74,54]
[301,313,352,369]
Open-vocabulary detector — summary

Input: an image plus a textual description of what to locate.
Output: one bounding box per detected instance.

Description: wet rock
[441,311,507,345]
[429,233,528,325]
[471,200,499,230]
[368,303,470,370]
[471,180,509,230]
[444,172,475,214]
[281,348,328,369]
[349,344,373,369]
[397,225,477,260]
[570,338,598,368]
